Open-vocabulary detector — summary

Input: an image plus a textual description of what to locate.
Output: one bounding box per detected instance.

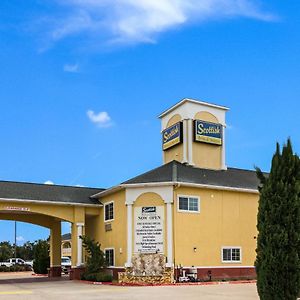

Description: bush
[33,240,50,274]
[0,264,32,272]
[81,271,112,282]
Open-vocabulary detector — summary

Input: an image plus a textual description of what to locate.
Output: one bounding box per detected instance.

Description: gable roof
[123,160,263,191]
[0,180,104,205]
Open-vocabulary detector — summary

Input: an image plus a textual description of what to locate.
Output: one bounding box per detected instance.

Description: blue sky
[0,0,299,244]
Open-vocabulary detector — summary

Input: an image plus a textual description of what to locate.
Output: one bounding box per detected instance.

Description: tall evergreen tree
[256,139,300,300]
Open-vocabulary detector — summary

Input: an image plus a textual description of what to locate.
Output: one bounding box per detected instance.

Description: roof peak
[158,98,229,119]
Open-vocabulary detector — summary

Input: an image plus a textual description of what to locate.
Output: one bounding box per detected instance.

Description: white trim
[158,98,229,119]
[92,181,258,199]
[177,195,200,213]
[166,202,173,267]
[104,247,115,267]
[76,224,84,266]
[126,203,133,267]
[104,201,114,222]
[221,246,242,263]
[182,119,188,164]
[178,265,254,269]
[125,185,174,205]
[221,125,227,170]
[0,197,102,207]
[187,119,194,165]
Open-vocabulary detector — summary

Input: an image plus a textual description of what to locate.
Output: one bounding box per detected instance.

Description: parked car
[0,258,32,268]
[61,257,71,274]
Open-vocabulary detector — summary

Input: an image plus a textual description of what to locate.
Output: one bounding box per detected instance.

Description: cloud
[44,180,54,185]
[63,63,79,73]
[87,110,113,127]
[47,0,275,45]
[16,236,25,243]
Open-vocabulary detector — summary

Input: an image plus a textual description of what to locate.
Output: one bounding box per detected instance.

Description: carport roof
[0,180,104,205]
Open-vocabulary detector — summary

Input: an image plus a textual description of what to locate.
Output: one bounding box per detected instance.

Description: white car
[61,257,71,274]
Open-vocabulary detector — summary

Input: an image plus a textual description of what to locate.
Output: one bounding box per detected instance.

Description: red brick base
[69,267,86,280]
[48,266,62,277]
[175,267,256,281]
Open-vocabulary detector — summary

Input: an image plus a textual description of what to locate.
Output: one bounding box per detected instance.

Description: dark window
[178,196,199,212]
[222,248,241,262]
[105,202,114,221]
[105,249,114,266]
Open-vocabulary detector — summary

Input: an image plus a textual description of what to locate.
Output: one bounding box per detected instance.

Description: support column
[182,119,188,163]
[187,119,194,165]
[49,220,61,277]
[76,223,84,267]
[125,203,133,267]
[166,202,173,267]
[221,125,227,170]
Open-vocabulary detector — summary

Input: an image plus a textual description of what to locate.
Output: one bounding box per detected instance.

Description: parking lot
[0,272,259,299]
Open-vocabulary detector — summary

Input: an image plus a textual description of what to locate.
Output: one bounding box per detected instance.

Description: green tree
[256,139,300,300]
[0,241,13,261]
[33,240,50,274]
[80,235,106,274]
[17,241,35,261]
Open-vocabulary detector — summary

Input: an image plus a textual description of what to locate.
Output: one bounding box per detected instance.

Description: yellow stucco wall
[173,186,258,267]
[98,190,127,267]
[164,114,183,164]
[192,111,222,170]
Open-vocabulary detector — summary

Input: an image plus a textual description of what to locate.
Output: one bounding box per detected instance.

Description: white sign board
[134,206,164,254]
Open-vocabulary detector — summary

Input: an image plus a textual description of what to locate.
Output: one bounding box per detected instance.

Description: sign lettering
[162,122,183,150]
[134,206,164,254]
[194,120,222,145]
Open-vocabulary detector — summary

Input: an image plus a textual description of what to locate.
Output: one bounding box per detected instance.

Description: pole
[14,221,17,261]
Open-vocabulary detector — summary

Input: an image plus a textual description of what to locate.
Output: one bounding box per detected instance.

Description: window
[178,196,200,212]
[104,202,114,221]
[222,247,241,263]
[105,249,114,266]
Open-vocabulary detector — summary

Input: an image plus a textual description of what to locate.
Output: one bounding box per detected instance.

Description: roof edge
[158,98,229,119]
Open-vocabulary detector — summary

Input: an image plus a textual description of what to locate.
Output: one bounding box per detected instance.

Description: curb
[79,279,256,287]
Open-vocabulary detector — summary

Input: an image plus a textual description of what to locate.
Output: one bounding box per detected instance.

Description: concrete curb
[79,279,256,287]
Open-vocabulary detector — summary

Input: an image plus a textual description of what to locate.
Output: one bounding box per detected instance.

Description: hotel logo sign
[194,120,222,145]
[162,122,183,151]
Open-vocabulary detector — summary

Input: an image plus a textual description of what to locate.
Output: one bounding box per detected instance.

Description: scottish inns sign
[134,206,164,254]
[194,120,222,145]
[162,122,183,150]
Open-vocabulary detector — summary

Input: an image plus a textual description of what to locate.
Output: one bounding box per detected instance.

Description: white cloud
[48,0,275,45]
[44,180,54,185]
[87,110,113,127]
[16,236,25,243]
[63,63,79,73]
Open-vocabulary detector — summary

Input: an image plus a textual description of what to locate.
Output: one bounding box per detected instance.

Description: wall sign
[134,206,164,254]
[4,206,30,212]
[194,120,222,145]
[162,122,183,151]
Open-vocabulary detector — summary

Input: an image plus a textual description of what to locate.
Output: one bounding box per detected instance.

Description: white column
[187,119,194,165]
[76,223,84,267]
[182,119,188,163]
[221,125,227,170]
[166,202,173,267]
[125,203,133,267]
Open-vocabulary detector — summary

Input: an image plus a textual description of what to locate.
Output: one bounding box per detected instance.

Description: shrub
[81,272,112,282]
[33,240,50,274]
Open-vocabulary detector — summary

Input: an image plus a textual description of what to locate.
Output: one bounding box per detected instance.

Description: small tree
[33,240,50,274]
[256,139,300,300]
[80,235,106,274]
[0,241,13,261]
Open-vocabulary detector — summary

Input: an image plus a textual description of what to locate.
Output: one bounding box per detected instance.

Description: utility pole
[14,221,17,261]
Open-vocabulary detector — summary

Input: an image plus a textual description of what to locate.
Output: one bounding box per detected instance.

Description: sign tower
[159,98,229,170]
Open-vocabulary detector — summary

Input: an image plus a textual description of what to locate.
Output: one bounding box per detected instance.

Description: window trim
[177,195,200,213]
[221,246,242,263]
[104,201,114,222]
[104,247,115,267]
